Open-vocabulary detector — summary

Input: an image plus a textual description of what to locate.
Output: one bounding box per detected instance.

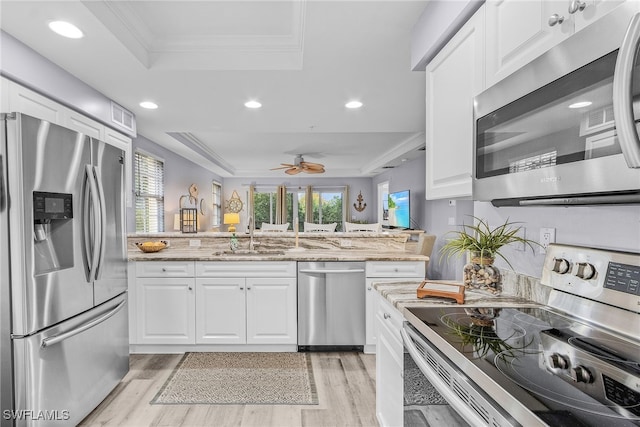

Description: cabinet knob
[383,313,391,319]
[548,14,565,27]
[162,268,167,272]
[247,286,251,290]
[240,287,244,290]
[367,287,372,291]
[188,286,192,291]
[568,0,586,14]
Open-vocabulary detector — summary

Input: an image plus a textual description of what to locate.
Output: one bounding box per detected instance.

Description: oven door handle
[613,12,640,168]
[400,326,490,427]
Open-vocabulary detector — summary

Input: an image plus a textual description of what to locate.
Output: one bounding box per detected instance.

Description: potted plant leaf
[440,216,539,294]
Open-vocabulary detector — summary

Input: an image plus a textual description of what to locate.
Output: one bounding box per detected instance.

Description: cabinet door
[195,278,246,344]
[425,6,485,200]
[486,0,574,87]
[365,279,379,353]
[574,0,626,31]
[105,128,133,208]
[246,278,297,345]
[376,313,404,427]
[8,81,65,124]
[64,110,104,140]
[136,277,195,344]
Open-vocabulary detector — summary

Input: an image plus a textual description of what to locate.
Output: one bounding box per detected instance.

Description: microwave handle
[613,13,640,168]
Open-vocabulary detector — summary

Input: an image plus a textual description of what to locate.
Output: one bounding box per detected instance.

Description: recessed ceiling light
[245,100,262,109]
[139,101,158,110]
[568,101,592,109]
[48,21,84,39]
[345,100,363,109]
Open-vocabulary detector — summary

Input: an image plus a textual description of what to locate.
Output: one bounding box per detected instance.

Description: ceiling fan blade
[304,168,325,174]
[270,163,296,170]
[285,167,302,175]
[300,161,325,170]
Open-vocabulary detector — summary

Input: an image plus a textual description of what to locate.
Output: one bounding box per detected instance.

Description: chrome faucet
[249,215,256,251]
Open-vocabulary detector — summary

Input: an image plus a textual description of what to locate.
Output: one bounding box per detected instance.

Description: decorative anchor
[353,191,367,212]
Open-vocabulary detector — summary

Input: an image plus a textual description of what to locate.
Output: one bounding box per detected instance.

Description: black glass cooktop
[405,306,640,426]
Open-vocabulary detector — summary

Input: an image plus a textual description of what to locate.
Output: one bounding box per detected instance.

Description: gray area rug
[151,352,318,405]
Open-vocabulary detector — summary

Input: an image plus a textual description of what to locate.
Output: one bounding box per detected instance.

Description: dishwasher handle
[298,269,365,274]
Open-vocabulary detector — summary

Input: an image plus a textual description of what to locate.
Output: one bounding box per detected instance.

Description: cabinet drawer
[376,294,404,340]
[135,261,195,277]
[196,261,296,278]
[366,261,425,278]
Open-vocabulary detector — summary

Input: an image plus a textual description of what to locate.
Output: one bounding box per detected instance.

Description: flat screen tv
[387,190,410,229]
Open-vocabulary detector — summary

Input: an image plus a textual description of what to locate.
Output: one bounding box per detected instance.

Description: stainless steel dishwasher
[297,262,366,351]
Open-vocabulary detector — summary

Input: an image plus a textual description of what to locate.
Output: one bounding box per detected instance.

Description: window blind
[134,151,164,232]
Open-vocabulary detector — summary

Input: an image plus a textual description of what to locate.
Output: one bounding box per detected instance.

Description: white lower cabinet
[195,276,297,345]
[364,261,425,353]
[196,277,246,344]
[376,293,405,427]
[131,261,297,350]
[136,277,196,345]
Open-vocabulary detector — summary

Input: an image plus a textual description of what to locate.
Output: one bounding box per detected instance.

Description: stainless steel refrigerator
[0,112,129,426]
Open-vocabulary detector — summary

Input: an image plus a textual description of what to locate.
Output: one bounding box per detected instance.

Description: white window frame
[134,150,165,232]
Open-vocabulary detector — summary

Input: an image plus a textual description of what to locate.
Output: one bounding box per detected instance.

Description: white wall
[129,135,224,233]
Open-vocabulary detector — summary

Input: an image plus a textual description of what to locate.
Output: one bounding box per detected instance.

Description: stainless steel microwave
[474,2,640,206]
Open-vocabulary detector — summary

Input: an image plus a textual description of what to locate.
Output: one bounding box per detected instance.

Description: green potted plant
[440,216,539,294]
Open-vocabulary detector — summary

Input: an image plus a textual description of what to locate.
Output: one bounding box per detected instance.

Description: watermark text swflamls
[2,410,70,421]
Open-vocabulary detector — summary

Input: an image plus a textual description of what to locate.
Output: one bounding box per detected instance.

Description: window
[253,187,292,228]
[134,151,164,232]
[310,189,344,230]
[251,185,347,230]
[211,181,222,227]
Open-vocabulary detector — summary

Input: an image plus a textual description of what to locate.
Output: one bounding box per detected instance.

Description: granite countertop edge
[372,281,541,313]
[128,249,429,262]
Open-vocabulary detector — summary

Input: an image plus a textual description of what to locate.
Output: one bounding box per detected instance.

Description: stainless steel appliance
[474,2,640,206]
[402,243,640,426]
[0,112,129,426]
[297,262,365,351]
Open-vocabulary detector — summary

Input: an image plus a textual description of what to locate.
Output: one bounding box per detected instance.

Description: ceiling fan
[271,155,325,175]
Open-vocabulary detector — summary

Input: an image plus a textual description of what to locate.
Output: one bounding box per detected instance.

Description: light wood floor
[80,352,378,427]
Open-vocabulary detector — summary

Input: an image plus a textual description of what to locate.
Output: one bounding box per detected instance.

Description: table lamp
[224,213,240,233]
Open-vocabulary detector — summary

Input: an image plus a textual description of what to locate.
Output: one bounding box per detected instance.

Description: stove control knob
[571,366,594,384]
[575,262,596,280]
[552,258,571,274]
[549,353,569,370]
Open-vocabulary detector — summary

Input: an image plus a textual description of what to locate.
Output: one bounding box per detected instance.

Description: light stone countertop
[128,247,429,262]
[372,281,541,314]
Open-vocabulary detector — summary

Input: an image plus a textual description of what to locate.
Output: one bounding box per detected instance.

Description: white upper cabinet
[486,0,627,88]
[425,6,485,200]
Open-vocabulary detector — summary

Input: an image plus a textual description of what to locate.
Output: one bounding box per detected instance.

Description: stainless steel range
[402,243,640,426]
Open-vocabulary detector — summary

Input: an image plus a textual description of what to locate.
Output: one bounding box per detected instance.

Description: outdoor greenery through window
[253,186,346,231]
[134,151,164,232]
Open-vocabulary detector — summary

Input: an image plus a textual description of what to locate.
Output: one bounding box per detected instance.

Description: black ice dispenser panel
[33,191,73,274]
[33,191,73,221]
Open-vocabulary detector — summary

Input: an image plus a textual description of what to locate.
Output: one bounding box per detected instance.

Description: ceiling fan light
[345,100,363,109]
[48,21,84,39]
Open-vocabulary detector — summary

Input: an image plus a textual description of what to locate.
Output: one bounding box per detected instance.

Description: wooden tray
[416,280,465,304]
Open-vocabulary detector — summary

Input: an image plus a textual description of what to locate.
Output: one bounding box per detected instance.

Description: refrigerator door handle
[84,164,102,281]
[92,165,107,280]
[0,155,5,212]
[40,299,126,348]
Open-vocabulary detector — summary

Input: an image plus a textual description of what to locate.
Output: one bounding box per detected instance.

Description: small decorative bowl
[135,240,168,253]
